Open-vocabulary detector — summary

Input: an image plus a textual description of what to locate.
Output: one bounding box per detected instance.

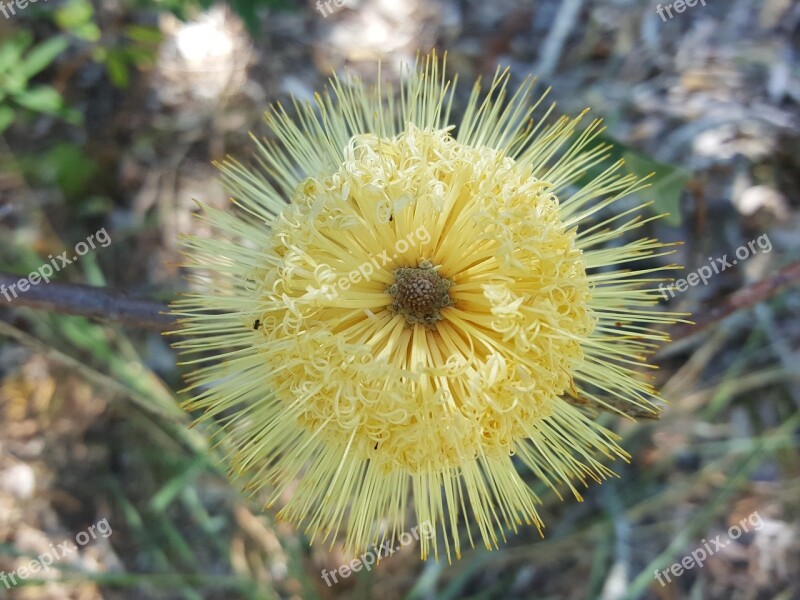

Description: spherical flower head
[173,54,684,562]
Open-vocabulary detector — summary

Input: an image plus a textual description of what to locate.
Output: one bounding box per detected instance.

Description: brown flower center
[388,260,453,328]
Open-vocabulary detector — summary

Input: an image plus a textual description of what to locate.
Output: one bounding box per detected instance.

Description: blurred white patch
[0,462,36,499]
[600,560,628,600]
[734,185,790,219]
[316,0,459,76]
[155,5,252,106]
[176,20,235,64]
[752,517,798,582]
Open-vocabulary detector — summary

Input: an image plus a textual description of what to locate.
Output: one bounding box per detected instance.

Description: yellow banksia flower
[173,53,683,562]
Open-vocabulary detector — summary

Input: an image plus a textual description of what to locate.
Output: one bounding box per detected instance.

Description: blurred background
[0,0,799,598]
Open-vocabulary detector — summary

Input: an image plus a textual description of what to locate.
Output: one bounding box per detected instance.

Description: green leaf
[227,0,297,36]
[13,85,65,114]
[51,143,97,198]
[622,151,690,226]
[2,72,28,95]
[0,105,15,133]
[0,31,34,74]
[576,134,689,226]
[18,36,70,79]
[105,50,130,88]
[58,106,83,125]
[27,142,99,198]
[230,0,261,35]
[125,46,157,67]
[72,22,102,42]
[124,24,163,45]
[74,195,114,217]
[55,0,95,31]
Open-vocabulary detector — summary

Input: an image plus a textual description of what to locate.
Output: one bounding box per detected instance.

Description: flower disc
[254,125,594,476]
[174,55,682,560]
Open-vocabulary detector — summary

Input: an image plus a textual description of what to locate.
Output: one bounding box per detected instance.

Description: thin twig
[1,261,798,338]
[535,0,585,78]
[0,318,182,422]
[669,260,800,342]
[0,273,175,331]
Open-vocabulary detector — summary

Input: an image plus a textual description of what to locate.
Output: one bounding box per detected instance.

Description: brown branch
[2,260,798,338]
[670,260,800,341]
[0,272,176,332]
